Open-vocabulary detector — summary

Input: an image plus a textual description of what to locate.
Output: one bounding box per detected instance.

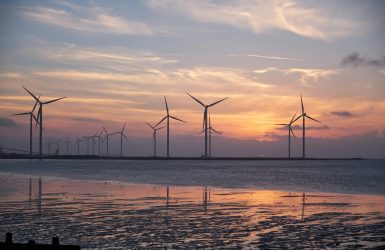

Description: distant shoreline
[0,154,364,161]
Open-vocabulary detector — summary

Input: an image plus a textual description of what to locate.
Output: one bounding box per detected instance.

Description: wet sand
[1,173,384,249]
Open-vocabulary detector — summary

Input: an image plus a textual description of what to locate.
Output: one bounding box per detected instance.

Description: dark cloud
[275,124,329,131]
[71,117,103,123]
[330,111,356,117]
[0,117,18,127]
[341,52,385,67]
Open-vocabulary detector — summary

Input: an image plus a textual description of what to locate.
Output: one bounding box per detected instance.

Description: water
[1,159,385,248]
[0,159,385,195]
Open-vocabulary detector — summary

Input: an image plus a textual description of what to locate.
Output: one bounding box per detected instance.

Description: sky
[0,0,384,158]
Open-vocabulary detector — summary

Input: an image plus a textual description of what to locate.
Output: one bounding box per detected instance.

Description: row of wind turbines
[13,86,321,158]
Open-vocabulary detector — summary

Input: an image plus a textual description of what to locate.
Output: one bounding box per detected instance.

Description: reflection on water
[0,174,385,249]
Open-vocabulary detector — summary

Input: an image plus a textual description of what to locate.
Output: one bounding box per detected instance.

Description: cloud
[330,111,356,117]
[229,54,298,61]
[275,124,329,131]
[253,67,340,84]
[145,0,360,40]
[19,3,154,35]
[341,52,385,68]
[0,117,18,127]
[71,117,103,123]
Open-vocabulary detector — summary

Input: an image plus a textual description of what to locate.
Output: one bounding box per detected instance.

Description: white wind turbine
[275,112,297,158]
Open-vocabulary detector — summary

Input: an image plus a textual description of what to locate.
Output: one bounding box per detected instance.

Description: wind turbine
[275,112,297,158]
[75,136,85,155]
[12,98,40,155]
[156,96,187,157]
[292,94,321,158]
[23,86,66,156]
[199,114,222,157]
[186,92,228,157]
[93,129,104,156]
[102,126,117,156]
[62,136,71,155]
[110,123,128,157]
[146,122,165,157]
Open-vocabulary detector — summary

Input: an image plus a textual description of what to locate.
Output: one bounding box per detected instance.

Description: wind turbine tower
[12,99,40,155]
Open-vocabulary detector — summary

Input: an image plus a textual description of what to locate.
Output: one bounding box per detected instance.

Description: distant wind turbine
[75,136,85,155]
[156,97,187,157]
[93,129,104,156]
[102,127,111,156]
[110,123,128,157]
[292,94,321,158]
[23,86,66,156]
[186,92,228,158]
[12,98,40,155]
[275,112,297,158]
[146,122,165,157]
[199,114,222,157]
[62,136,71,155]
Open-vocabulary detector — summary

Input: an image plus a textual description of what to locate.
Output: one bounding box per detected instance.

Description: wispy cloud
[330,111,356,117]
[19,3,154,35]
[341,52,385,68]
[145,0,360,40]
[253,67,340,84]
[71,117,103,123]
[229,54,298,61]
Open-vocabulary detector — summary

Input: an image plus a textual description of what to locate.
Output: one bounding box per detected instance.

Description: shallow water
[1,174,384,249]
[0,159,385,194]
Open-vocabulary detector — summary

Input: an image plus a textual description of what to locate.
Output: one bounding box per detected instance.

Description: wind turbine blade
[209,114,211,128]
[12,112,30,116]
[31,96,40,112]
[122,122,126,132]
[186,92,205,107]
[23,86,39,102]
[290,111,298,124]
[32,114,40,125]
[199,129,206,135]
[156,126,165,131]
[290,126,296,138]
[35,107,41,128]
[300,94,304,114]
[306,115,321,123]
[164,96,169,114]
[43,97,66,104]
[155,116,167,127]
[109,132,120,136]
[291,114,303,124]
[98,129,104,136]
[152,131,155,142]
[274,123,288,126]
[170,115,187,123]
[123,133,129,141]
[103,126,108,134]
[208,97,228,107]
[146,122,155,130]
[203,112,207,130]
[211,127,222,134]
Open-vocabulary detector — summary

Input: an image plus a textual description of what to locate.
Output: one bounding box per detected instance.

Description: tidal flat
[1,173,384,249]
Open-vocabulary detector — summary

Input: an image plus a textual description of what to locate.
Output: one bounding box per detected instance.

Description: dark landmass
[0,153,364,161]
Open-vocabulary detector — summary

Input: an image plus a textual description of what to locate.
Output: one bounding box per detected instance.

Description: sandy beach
[1,172,384,249]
